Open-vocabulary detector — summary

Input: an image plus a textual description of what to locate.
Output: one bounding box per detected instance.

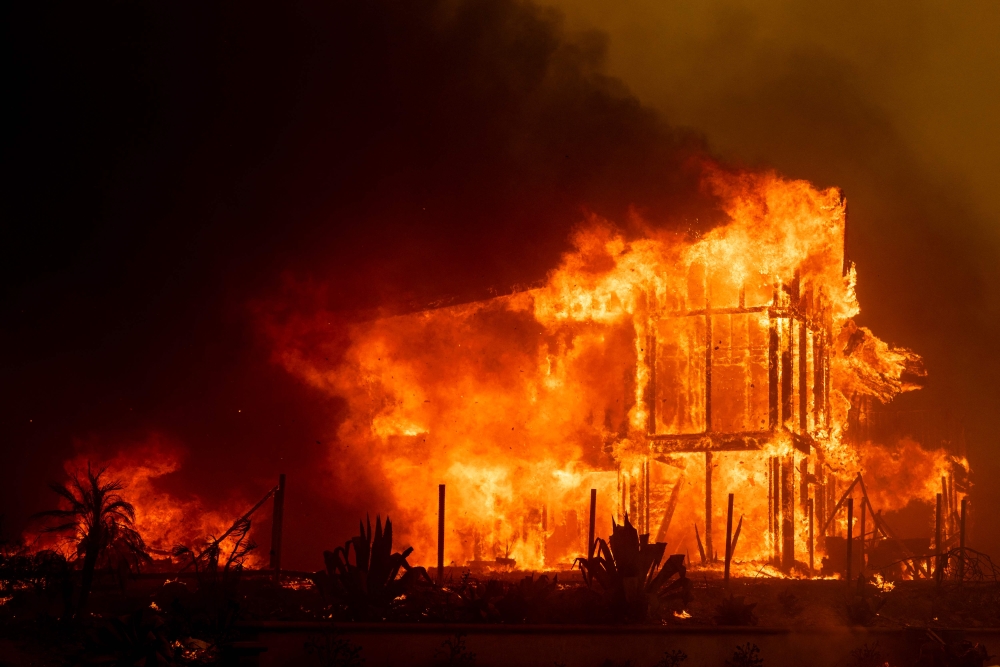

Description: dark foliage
[713,595,758,626]
[845,574,891,627]
[166,518,259,645]
[0,548,74,620]
[82,608,175,666]
[848,642,888,667]
[777,587,803,617]
[653,649,688,666]
[434,633,475,666]
[305,629,366,667]
[312,515,433,621]
[914,633,992,667]
[451,572,559,623]
[33,464,151,615]
[725,642,764,667]
[575,513,691,622]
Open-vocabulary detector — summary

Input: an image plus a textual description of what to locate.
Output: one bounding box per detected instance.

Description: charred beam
[799,320,808,432]
[768,316,780,429]
[705,451,714,562]
[781,456,794,571]
[655,475,684,543]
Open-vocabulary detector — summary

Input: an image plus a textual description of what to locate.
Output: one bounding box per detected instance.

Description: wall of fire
[615,269,841,571]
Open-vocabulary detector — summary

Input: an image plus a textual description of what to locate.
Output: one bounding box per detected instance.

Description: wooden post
[781,457,794,572]
[808,498,814,574]
[269,473,286,582]
[588,488,597,558]
[772,457,781,564]
[767,457,774,554]
[816,472,826,550]
[935,492,943,582]
[724,493,734,585]
[860,499,867,573]
[705,451,714,562]
[644,459,651,535]
[438,484,446,585]
[846,498,854,585]
[959,496,967,582]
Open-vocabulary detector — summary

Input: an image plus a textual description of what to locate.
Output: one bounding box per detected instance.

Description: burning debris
[273,166,968,576]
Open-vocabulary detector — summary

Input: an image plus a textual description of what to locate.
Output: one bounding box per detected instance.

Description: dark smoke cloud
[3,0,724,567]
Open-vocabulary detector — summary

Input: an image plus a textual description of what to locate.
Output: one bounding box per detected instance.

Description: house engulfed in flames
[279,168,967,575]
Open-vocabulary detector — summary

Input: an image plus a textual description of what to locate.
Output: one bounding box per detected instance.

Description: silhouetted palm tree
[34,464,149,614]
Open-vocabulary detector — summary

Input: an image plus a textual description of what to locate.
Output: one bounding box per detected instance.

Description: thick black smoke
[3,0,726,567]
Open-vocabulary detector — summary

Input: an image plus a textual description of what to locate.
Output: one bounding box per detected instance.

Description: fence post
[588,488,597,559]
[724,493,734,585]
[437,484,445,585]
[846,498,854,586]
[808,498,814,574]
[935,492,943,583]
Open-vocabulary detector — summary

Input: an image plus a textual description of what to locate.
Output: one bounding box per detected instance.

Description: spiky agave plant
[575,513,690,621]
[315,515,432,620]
[33,463,150,614]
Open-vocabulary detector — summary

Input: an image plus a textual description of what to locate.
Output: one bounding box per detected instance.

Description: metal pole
[846,498,854,586]
[269,473,286,582]
[724,493,734,585]
[808,498,814,574]
[588,488,597,559]
[438,484,445,585]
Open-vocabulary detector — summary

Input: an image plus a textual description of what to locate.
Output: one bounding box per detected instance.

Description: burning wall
[273,166,964,573]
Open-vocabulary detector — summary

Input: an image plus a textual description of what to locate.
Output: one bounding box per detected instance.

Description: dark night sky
[3,0,999,567]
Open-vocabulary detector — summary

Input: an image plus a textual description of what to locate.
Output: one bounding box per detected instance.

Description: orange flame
[40,435,259,565]
[266,167,967,573]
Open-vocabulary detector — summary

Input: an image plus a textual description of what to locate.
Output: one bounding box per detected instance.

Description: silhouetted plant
[845,574,891,627]
[313,515,432,621]
[725,642,763,667]
[914,633,991,667]
[713,595,758,626]
[33,463,150,614]
[434,633,475,666]
[575,513,690,621]
[165,519,258,650]
[653,649,688,666]
[171,517,257,588]
[848,642,888,667]
[777,587,803,617]
[305,629,365,667]
[84,608,175,666]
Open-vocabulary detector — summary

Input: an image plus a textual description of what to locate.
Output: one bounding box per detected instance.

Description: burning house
[275,167,964,575]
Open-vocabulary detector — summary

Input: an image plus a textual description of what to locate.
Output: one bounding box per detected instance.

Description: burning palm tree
[34,463,149,614]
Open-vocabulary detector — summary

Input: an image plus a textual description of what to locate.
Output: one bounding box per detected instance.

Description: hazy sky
[543,0,1000,237]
